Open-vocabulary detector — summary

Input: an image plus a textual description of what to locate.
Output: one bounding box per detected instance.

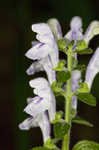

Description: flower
[26,56,56,85]
[65,16,99,44]
[65,16,83,41]
[25,23,59,68]
[47,18,62,40]
[72,70,81,109]
[84,21,99,45]
[19,111,50,143]
[19,78,55,143]
[25,23,59,84]
[25,78,56,121]
[85,47,99,89]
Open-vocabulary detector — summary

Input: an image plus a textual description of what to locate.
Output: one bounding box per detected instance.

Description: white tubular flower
[26,61,43,75]
[19,112,50,143]
[25,23,59,84]
[85,47,99,89]
[72,70,81,109]
[25,78,56,121]
[25,23,59,68]
[84,21,99,45]
[65,16,83,41]
[47,18,62,40]
[26,56,56,85]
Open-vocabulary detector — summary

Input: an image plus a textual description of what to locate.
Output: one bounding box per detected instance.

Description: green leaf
[32,146,50,150]
[77,93,96,106]
[51,111,63,123]
[76,40,87,50]
[72,140,99,150]
[44,138,57,149]
[57,38,69,53]
[53,60,66,71]
[77,82,90,93]
[72,116,93,127]
[54,121,70,140]
[57,71,71,83]
[76,48,93,55]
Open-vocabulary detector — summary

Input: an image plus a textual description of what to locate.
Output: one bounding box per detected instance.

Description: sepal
[51,81,66,97]
[76,82,90,93]
[57,38,69,53]
[53,60,66,71]
[44,138,58,150]
[76,40,87,50]
[51,111,63,123]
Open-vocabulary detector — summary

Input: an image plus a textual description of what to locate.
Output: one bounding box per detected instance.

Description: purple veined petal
[72,96,78,110]
[19,117,33,130]
[24,96,49,117]
[29,78,49,89]
[31,23,53,36]
[85,47,99,89]
[84,21,99,45]
[25,43,50,60]
[48,92,56,121]
[64,29,83,41]
[38,112,50,143]
[47,18,62,40]
[26,62,44,75]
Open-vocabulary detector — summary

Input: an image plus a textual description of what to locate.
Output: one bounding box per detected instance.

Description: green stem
[62,49,72,150]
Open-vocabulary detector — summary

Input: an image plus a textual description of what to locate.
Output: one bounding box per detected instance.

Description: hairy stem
[62,49,72,150]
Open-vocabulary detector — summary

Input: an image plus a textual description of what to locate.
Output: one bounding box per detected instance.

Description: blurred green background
[0,0,99,150]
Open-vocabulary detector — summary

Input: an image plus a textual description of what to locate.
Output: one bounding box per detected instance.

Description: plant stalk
[62,49,72,150]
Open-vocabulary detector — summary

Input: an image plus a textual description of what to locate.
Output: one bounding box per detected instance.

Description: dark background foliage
[0,0,99,150]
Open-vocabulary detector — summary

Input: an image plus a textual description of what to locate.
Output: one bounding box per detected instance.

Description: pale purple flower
[19,111,50,143]
[25,23,59,84]
[26,56,56,85]
[84,21,99,45]
[72,70,81,109]
[65,16,83,41]
[25,23,59,68]
[65,17,99,45]
[25,78,56,121]
[85,47,99,89]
